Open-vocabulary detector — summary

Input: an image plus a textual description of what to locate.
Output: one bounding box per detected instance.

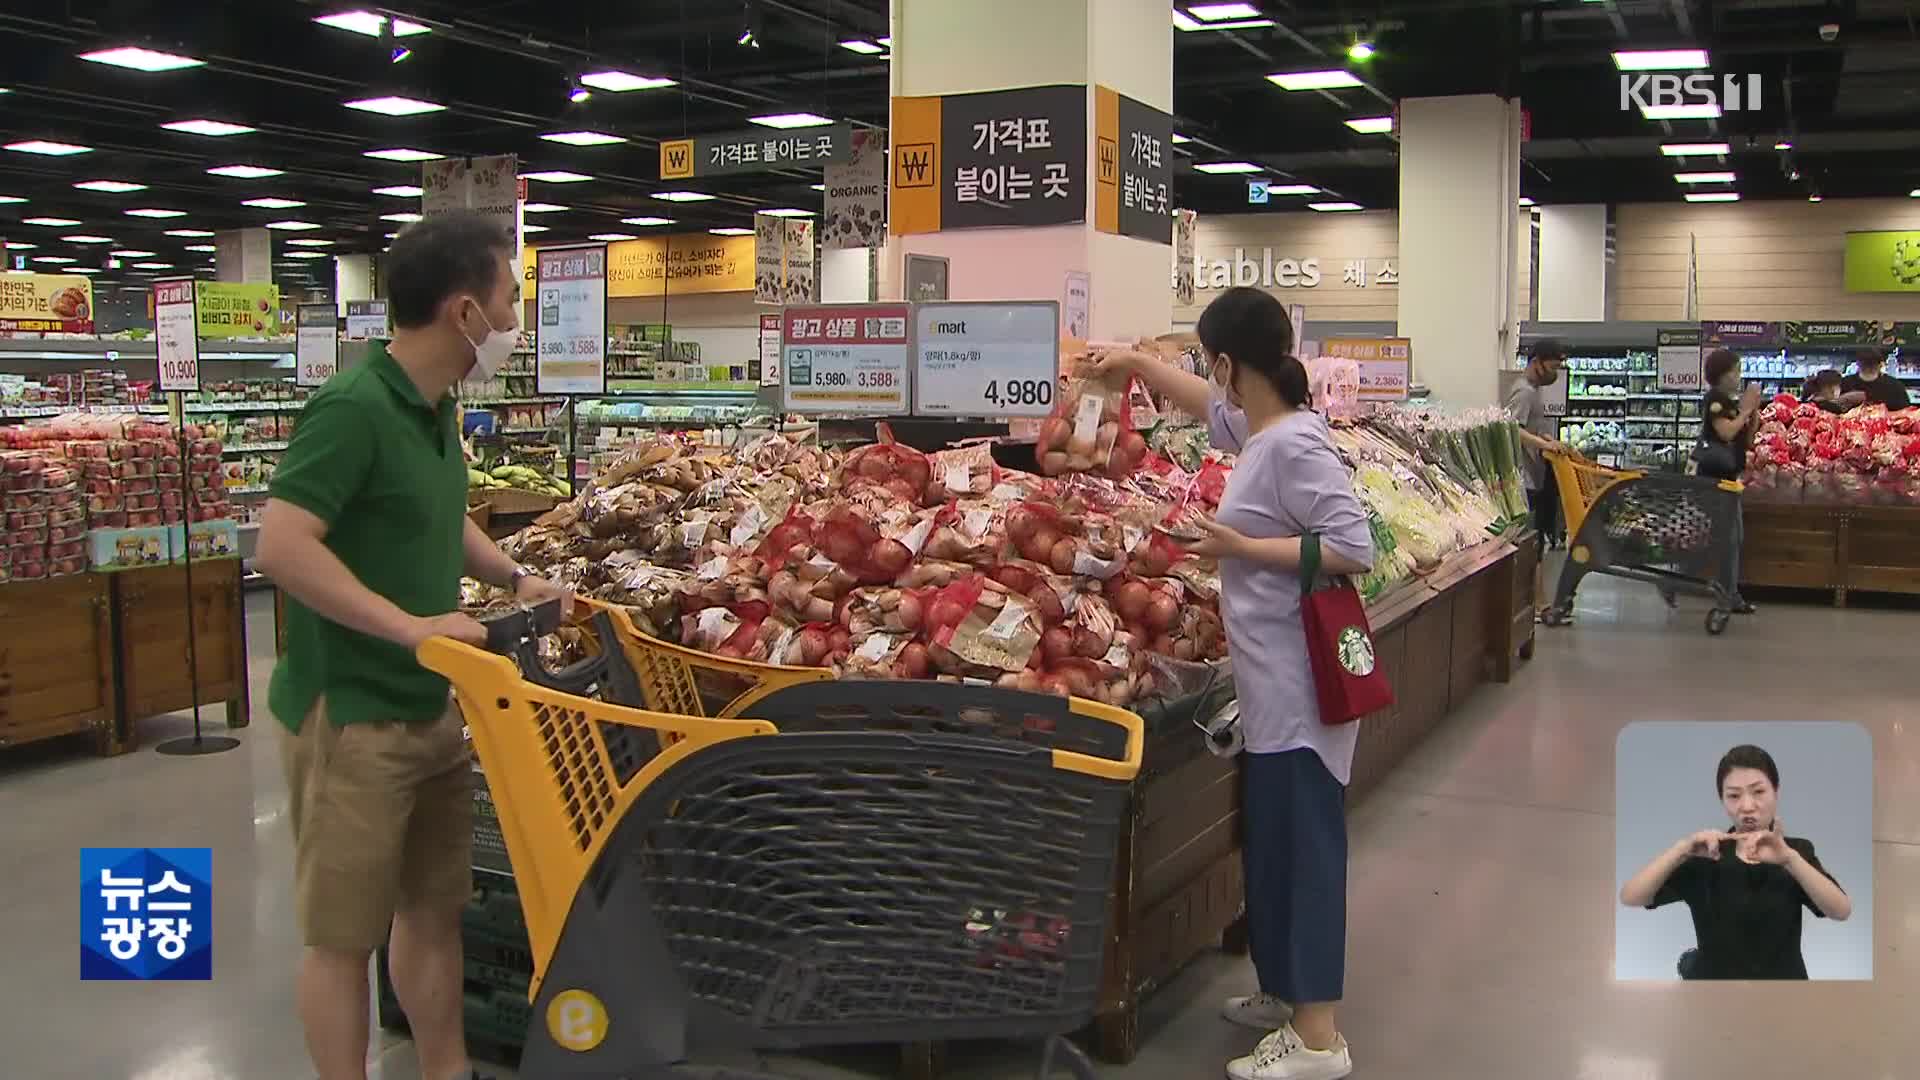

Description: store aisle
[2,583,1914,1079]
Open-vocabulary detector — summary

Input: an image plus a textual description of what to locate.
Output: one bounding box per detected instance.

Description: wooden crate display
[1740,500,1920,604]
[0,574,120,754]
[113,560,251,731]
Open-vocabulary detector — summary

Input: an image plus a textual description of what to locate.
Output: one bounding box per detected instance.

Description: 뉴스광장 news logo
[80,847,212,981]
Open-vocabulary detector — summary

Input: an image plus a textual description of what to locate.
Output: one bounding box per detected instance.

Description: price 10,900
[982,379,1052,409]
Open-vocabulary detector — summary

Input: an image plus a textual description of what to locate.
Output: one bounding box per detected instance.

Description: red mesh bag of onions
[1035,365,1150,479]
[753,506,817,566]
[818,505,917,584]
[843,424,934,507]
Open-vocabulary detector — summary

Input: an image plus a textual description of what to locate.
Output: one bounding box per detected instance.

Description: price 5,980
[983,379,1053,409]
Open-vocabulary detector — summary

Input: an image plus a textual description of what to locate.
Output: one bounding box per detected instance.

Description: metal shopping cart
[421,600,1144,1079]
[1542,451,1746,634]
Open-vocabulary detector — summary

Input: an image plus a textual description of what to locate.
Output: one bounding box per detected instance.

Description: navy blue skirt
[1241,747,1347,1003]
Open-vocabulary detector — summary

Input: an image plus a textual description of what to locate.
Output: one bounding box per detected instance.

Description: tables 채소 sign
[781,304,911,415]
[913,301,1061,418]
[534,244,609,395]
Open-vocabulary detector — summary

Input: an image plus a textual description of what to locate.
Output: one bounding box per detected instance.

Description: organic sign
[658,124,851,179]
[1094,85,1173,244]
[0,273,93,333]
[195,282,280,339]
[823,128,888,250]
[891,84,1087,235]
[422,155,520,246]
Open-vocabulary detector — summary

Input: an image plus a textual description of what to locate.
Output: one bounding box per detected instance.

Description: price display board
[154,279,200,393]
[1657,326,1703,392]
[782,303,911,415]
[1323,337,1412,402]
[758,313,781,387]
[295,304,338,388]
[913,301,1061,417]
[344,300,388,341]
[534,244,608,395]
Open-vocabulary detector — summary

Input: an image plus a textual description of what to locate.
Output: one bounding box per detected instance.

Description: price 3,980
[983,379,1052,408]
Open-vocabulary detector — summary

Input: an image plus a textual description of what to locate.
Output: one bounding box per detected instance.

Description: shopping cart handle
[478,598,566,654]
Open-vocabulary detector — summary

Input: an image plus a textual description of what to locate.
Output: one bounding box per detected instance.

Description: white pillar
[1396,95,1524,406]
[1537,204,1608,321]
[214,228,273,283]
[818,247,872,303]
[334,254,373,316]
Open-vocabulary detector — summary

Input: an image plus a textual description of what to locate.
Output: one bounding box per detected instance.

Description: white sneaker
[1221,992,1293,1031]
[1226,1024,1353,1080]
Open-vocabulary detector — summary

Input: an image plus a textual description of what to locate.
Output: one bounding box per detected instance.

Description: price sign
[1658,327,1704,392]
[758,313,781,387]
[534,244,608,395]
[295,304,338,388]
[154,279,200,393]
[344,300,388,341]
[1324,337,1413,402]
[782,303,912,415]
[913,301,1060,417]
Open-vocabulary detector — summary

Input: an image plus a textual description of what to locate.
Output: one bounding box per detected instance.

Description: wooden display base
[1742,499,1920,607]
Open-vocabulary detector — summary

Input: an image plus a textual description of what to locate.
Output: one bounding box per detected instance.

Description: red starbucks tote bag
[1299,532,1393,725]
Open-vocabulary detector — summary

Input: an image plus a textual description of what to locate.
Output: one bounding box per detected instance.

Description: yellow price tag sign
[545,988,609,1052]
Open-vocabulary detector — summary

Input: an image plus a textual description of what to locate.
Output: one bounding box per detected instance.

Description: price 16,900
[983,378,1052,409]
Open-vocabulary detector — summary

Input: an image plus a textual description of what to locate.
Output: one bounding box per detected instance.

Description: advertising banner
[781,303,911,415]
[1842,230,1920,293]
[890,84,1088,235]
[781,219,817,305]
[914,301,1061,418]
[1094,85,1173,244]
[1173,210,1197,306]
[195,282,280,339]
[523,234,751,297]
[422,155,521,246]
[344,300,389,341]
[295,304,338,388]
[154,280,201,393]
[1700,320,1784,348]
[754,214,784,305]
[659,124,851,180]
[1783,320,1883,348]
[1657,326,1703,392]
[823,129,888,250]
[1322,338,1412,401]
[534,244,609,395]
[0,273,94,333]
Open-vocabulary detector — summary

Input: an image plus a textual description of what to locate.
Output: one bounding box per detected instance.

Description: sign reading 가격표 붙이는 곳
[659,125,851,180]
[891,84,1087,235]
[1094,86,1173,245]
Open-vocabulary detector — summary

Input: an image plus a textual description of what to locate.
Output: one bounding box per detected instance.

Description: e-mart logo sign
[1619,73,1764,113]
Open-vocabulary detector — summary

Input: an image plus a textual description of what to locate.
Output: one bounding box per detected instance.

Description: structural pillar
[883,0,1172,342]
[214,228,273,284]
[1395,95,1524,405]
[334,253,374,316]
[1536,203,1609,321]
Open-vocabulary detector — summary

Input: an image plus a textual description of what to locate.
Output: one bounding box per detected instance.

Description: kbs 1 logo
[80,848,213,980]
[1620,72,1764,114]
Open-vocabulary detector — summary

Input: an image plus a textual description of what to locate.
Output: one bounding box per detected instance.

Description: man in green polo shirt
[256,209,564,1080]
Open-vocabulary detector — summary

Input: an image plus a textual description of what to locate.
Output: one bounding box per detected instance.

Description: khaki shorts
[282,697,473,951]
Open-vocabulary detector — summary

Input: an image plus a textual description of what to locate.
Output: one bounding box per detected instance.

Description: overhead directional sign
[659,124,852,179]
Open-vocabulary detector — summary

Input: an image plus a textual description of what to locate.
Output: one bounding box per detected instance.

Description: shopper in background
[1802,369,1858,415]
[1093,287,1373,1080]
[1619,744,1850,979]
[1840,347,1910,411]
[255,209,568,1080]
[1506,339,1571,620]
[1695,348,1758,616]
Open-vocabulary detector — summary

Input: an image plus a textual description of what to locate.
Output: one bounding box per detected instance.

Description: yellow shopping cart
[422,599,1144,1079]
[1544,450,1746,634]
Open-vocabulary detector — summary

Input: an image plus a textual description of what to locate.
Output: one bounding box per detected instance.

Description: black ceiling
[1,0,1917,298]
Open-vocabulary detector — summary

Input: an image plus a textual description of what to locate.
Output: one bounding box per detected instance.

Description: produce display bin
[1741,498,1920,606]
[417,603,1143,1080]
[0,573,120,754]
[111,558,250,731]
[581,596,835,718]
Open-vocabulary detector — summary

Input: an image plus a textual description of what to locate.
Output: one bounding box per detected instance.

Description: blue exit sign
[1247,180,1269,205]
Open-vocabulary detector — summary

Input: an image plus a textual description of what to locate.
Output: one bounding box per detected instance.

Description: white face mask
[461,299,516,380]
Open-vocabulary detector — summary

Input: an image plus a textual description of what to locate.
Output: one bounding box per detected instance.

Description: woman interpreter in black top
[1619,745,1851,979]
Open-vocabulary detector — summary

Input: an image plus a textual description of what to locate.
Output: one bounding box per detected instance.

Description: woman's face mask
[1209,351,1243,408]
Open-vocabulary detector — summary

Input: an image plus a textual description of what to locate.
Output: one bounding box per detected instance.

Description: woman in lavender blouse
[1095,287,1373,1080]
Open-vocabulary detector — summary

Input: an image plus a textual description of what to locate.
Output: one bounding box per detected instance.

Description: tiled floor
[2,577,1914,1079]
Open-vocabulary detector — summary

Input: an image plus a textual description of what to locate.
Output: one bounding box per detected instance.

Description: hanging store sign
[154,280,201,393]
[0,273,94,334]
[1842,230,1920,293]
[823,128,888,250]
[1094,86,1173,244]
[295,304,338,388]
[781,303,911,415]
[195,282,280,340]
[890,84,1088,235]
[758,313,782,388]
[1656,326,1703,392]
[534,244,609,395]
[754,214,784,306]
[783,219,817,305]
[422,155,521,247]
[1173,210,1197,306]
[345,300,389,341]
[1322,338,1412,402]
[1700,320,1783,348]
[658,124,851,180]
[913,301,1061,418]
[1783,320,1883,348]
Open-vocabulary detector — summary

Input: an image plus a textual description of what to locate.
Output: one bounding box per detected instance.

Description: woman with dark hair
[1840,347,1910,411]
[1093,287,1373,1080]
[1695,348,1758,614]
[1803,369,1853,415]
[1619,744,1850,979]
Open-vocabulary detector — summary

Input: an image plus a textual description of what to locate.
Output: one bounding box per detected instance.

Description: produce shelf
[222,442,288,454]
